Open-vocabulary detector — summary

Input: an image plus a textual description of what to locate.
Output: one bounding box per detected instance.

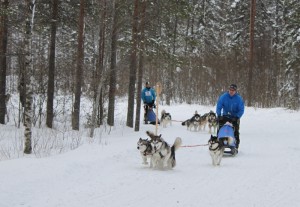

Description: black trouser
[218,117,240,148]
[143,105,149,122]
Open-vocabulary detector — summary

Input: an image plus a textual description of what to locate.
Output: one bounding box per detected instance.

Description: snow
[0,102,300,207]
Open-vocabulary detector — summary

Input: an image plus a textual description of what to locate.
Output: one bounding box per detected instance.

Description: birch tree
[90,0,107,137]
[23,0,36,154]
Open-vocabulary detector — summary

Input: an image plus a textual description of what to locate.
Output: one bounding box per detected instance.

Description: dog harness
[143,144,152,156]
[209,141,221,151]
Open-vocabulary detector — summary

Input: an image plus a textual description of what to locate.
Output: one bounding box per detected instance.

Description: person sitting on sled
[216,83,244,150]
[141,82,156,124]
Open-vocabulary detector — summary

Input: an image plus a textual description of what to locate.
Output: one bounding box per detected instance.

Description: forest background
[0,0,299,154]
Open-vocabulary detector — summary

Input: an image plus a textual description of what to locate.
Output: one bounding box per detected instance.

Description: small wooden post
[155,82,162,135]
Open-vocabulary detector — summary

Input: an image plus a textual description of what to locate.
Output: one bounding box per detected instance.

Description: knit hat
[229,84,237,91]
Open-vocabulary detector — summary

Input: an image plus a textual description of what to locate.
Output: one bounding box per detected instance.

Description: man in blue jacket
[141,82,156,124]
[216,84,244,150]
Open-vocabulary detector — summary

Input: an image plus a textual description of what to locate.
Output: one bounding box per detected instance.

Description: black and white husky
[146,131,182,169]
[208,135,224,166]
[208,122,237,166]
[182,111,201,131]
[137,138,153,165]
[161,109,172,128]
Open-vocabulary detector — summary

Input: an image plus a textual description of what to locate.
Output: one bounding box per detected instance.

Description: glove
[232,117,238,122]
[218,116,223,121]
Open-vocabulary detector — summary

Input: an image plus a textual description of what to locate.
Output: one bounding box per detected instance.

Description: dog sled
[217,117,238,156]
[144,105,160,125]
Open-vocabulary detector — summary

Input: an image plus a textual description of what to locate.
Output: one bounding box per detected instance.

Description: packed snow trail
[0,105,299,207]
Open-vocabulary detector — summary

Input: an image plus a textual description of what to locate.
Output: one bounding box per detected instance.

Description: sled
[145,108,160,125]
[217,122,237,156]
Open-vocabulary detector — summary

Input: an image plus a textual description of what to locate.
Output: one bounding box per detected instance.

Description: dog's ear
[139,138,142,141]
[159,134,162,138]
[209,135,216,140]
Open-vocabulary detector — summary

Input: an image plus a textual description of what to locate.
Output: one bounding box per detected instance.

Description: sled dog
[137,138,153,165]
[146,131,182,169]
[207,111,218,135]
[161,109,172,128]
[199,113,209,131]
[182,111,201,131]
[208,135,224,166]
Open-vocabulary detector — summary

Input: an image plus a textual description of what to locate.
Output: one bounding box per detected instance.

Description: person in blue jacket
[141,82,156,124]
[216,83,244,150]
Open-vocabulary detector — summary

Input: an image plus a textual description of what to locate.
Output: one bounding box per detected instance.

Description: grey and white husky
[207,111,218,135]
[137,138,153,165]
[182,111,201,131]
[161,109,172,128]
[146,131,182,169]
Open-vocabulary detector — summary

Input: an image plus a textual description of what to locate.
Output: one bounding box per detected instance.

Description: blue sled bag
[218,122,235,147]
[147,109,156,122]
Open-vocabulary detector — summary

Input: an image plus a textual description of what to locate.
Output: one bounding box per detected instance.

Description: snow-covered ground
[0,101,299,207]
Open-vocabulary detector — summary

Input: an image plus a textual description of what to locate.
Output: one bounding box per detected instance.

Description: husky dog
[208,135,224,166]
[199,113,209,131]
[182,111,201,131]
[207,111,218,135]
[161,109,172,128]
[137,138,153,165]
[146,131,182,169]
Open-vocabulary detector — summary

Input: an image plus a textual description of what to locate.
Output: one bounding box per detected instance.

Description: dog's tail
[170,137,182,168]
[146,130,154,137]
[172,137,182,151]
[181,120,187,126]
[146,131,161,140]
[161,109,166,115]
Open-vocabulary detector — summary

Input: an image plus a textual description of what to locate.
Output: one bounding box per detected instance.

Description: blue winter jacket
[216,92,244,119]
[141,87,156,104]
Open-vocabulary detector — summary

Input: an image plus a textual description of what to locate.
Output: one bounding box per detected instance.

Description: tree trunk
[134,0,146,132]
[24,0,36,154]
[0,0,8,124]
[72,0,85,130]
[107,0,119,127]
[90,77,105,137]
[97,0,106,126]
[247,0,256,107]
[126,0,139,128]
[46,0,59,128]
